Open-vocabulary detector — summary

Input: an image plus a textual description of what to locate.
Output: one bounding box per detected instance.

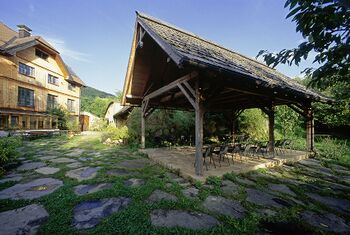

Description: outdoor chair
[228,143,241,164]
[274,139,282,155]
[282,139,293,153]
[242,144,256,159]
[256,141,269,157]
[194,146,216,170]
[217,145,229,166]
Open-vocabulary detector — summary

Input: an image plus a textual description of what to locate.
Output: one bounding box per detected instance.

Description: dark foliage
[257,0,350,89]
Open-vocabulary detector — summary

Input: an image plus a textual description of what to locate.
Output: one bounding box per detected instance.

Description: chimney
[17,25,32,38]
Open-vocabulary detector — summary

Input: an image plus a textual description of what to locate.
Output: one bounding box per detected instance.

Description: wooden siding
[0,46,81,115]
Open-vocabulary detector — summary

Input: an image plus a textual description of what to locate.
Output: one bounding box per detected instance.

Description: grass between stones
[0,133,350,234]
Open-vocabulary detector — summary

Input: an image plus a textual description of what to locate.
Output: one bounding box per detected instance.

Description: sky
[1,0,314,94]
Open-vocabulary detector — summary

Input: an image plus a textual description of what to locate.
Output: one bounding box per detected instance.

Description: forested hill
[81,86,114,98]
[80,86,118,117]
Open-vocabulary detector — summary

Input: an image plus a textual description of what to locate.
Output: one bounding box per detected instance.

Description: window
[47,94,58,110]
[68,83,76,91]
[35,48,48,60]
[48,74,59,86]
[67,99,75,112]
[0,115,8,129]
[18,87,34,107]
[19,62,35,77]
[10,116,18,127]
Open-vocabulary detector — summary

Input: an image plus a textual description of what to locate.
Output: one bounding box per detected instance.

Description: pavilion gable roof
[136,12,330,103]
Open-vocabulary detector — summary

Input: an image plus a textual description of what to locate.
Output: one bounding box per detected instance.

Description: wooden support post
[231,119,236,144]
[18,116,23,129]
[49,117,53,129]
[194,80,203,176]
[35,116,39,129]
[141,101,146,149]
[8,114,11,128]
[305,107,314,152]
[25,116,29,129]
[266,105,275,153]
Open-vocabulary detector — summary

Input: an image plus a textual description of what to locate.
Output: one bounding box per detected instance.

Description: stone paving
[150,209,221,230]
[72,197,131,230]
[202,196,246,219]
[74,183,113,196]
[17,162,46,171]
[35,167,60,175]
[146,190,178,203]
[65,167,100,181]
[0,204,49,235]
[0,134,350,234]
[0,178,63,200]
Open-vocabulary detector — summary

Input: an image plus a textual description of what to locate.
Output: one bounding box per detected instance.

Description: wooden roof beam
[143,71,198,101]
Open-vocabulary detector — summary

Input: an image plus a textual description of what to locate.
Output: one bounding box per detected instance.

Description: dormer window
[48,74,59,86]
[35,48,48,60]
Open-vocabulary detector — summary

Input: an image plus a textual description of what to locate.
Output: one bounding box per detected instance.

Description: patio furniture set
[199,139,294,171]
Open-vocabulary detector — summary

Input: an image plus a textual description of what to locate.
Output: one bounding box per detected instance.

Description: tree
[257,0,350,89]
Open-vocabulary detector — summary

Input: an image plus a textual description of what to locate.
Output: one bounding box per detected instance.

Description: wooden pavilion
[121,12,331,176]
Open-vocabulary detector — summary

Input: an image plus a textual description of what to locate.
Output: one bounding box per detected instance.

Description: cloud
[45,37,90,62]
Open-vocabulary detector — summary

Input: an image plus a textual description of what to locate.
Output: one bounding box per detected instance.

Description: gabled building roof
[134,12,329,103]
[0,22,85,86]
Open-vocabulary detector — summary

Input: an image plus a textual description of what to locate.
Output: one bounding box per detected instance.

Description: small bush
[67,119,81,133]
[101,126,129,144]
[90,119,108,131]
[316,137,350,161]
[0,137,22,168]
[48,106,70,129]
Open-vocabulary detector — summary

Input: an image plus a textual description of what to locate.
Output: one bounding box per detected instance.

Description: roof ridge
[136,11,274,71]
[0,22,17,35]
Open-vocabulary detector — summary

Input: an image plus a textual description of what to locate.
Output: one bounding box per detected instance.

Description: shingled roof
[0,22,85,86]
[136,12,329,103]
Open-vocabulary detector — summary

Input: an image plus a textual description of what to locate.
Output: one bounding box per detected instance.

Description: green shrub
[67,119,81,133]
[89,119,108,131]
[238,108,268,140]
[315,137,350,162]
[126,108,194,147]
[48,105,70,129]
[101,125,129,143]
[0,137,22,168]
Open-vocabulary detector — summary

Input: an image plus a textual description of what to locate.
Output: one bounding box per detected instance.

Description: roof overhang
[121,12,333,112]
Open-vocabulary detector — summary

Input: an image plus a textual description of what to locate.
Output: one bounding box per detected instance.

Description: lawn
[0,132,350,234]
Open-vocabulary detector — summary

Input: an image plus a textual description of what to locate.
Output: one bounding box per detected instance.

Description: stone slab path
[106,168,131,176]
[72,197,131,230]
[17,162,46,171]
[66,167,100,181]
[146,190,178,203]
[50,157,77,163]
[182,187,199,199]
[202,196,246,219]
[0,178,63,200]
[150,209,220,230]
[124,178,145,187]
[74,183,113,196]
[0,204,49,235]
[35,167,60,175]
[1,134,350,234]
[301,210,350,233]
